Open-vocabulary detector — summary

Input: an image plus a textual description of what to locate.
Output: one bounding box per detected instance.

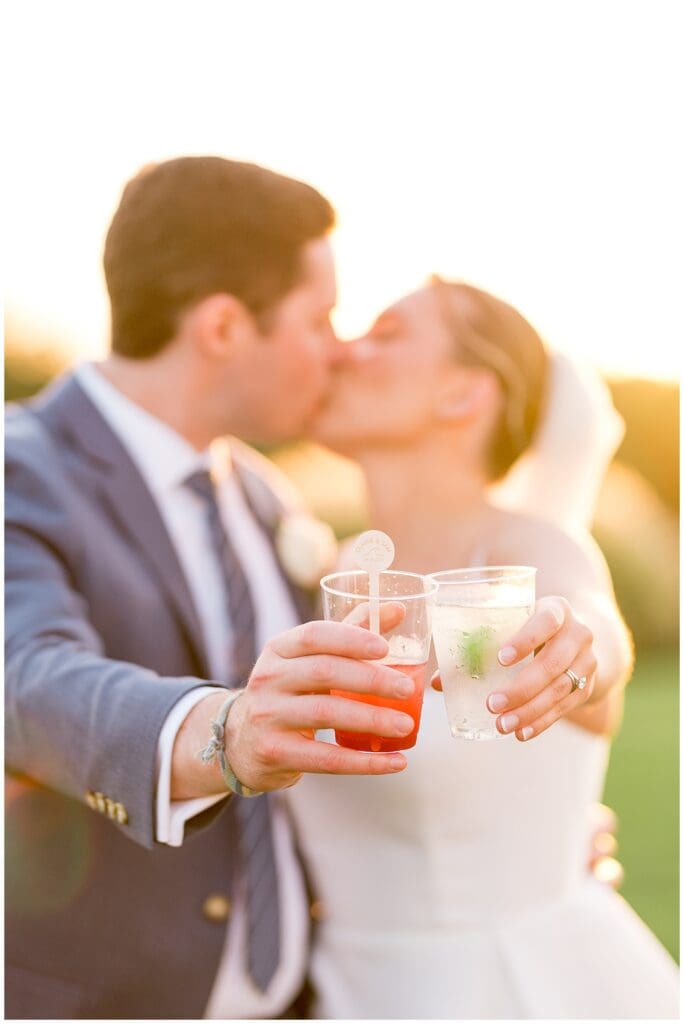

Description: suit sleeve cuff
[155,687,229,846]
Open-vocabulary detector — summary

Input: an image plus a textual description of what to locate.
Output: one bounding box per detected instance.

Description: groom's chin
[301,415,338,449]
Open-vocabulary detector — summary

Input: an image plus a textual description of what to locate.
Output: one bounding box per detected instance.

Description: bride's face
[311,288,455,451]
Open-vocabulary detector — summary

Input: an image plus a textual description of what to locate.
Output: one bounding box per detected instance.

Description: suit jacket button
[309,900,327,922]
[114,802,128,825]
[202,894,232,923]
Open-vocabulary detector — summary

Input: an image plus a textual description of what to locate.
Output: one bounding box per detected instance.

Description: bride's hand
[484,596,598,742]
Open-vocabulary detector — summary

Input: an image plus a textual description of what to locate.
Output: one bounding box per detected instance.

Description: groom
[5,157,417,1019]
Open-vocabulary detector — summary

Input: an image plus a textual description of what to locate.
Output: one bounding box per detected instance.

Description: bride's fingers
[430,670,443,692]
[487,625,590,718]
[506,652,598,741]
[496,596,569,666]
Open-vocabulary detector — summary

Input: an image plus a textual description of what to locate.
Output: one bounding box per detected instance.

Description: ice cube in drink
[432,601,532,740]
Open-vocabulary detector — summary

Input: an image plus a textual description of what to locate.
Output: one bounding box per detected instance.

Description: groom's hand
[227,621,415,792]
[171,620,414,798]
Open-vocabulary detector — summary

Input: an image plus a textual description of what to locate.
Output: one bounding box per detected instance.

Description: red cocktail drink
[333,659,428,752]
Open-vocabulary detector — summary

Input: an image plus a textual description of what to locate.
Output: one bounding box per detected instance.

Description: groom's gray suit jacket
[5,373,313,1020]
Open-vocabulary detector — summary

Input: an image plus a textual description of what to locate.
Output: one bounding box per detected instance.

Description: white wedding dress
[282,354,678,1018]
[282,689,679,1019]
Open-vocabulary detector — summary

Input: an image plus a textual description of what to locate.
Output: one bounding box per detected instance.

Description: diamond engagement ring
[565,668,587,693]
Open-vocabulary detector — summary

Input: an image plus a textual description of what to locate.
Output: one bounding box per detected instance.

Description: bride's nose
[340,337,376,365]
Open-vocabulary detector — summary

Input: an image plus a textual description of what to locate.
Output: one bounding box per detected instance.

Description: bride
[282,278,679,1019]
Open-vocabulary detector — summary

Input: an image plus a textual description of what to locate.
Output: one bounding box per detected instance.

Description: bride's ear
[433,366,501,424]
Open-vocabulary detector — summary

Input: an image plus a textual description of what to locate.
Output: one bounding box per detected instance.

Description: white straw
[369,570,380,635]
[351,530,396,637]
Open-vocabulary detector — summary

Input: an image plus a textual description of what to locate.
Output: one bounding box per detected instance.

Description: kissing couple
[5,156,678,1020]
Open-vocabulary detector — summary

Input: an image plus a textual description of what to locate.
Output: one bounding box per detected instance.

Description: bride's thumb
[430,671,443,692]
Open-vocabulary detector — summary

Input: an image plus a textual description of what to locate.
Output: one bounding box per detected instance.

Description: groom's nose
[327,335,350,368]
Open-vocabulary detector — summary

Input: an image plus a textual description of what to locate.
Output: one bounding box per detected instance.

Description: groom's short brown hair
[104,156,335,358]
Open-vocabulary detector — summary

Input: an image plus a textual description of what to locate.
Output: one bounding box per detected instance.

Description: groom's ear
[433,366,501,424]
[184,293,253,358]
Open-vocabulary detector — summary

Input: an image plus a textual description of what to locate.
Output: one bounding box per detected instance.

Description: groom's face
[231,237,340,442]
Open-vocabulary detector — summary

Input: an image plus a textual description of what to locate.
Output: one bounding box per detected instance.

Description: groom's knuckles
[297,694,334,729]
[298,621,335,653]
[248,656,278,690]
[245,694,280,727]
[252,732,287,768]
[308,654,336,685]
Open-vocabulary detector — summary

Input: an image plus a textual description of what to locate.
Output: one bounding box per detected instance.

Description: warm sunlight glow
[5,0,681,380]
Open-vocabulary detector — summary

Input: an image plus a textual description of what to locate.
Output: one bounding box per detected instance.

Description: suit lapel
[32,375,211,677]
[232,458,316,625]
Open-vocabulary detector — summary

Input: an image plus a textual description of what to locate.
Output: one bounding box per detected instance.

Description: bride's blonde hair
[430,277,549,479]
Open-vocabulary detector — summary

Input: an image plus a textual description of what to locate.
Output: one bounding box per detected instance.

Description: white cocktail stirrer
[352,530,395,635]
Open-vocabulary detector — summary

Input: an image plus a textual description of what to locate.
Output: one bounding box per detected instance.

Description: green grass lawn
[603,648,679,960]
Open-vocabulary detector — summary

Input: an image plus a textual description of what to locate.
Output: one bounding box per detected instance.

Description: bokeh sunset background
[4,0,679,957]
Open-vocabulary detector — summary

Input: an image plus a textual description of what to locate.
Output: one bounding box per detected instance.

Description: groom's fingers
[264,654,416,700]
[271,735,408,776]
[343,601,406,632]
[268,620,389,661]
[272,693,414,738]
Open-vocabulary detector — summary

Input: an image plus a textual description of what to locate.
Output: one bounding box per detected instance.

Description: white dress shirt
[74,362,309,1019]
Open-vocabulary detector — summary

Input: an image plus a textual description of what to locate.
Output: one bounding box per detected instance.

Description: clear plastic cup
[320,570,437,751]
[428,566,536,741]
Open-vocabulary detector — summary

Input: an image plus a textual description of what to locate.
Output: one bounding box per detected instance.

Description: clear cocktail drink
[429,567,536,741]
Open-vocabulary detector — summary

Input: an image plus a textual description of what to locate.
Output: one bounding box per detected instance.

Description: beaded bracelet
[197,690,264,798]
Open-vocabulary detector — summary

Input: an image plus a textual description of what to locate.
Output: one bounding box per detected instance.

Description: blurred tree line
[4,337,679,652]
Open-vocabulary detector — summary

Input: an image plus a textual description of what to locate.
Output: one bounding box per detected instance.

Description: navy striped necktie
[184,469,281,993]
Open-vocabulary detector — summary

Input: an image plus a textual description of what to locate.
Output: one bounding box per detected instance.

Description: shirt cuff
[156,686,229,847]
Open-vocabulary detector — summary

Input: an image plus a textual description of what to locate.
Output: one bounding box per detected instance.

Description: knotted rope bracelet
[197,690,264,798]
